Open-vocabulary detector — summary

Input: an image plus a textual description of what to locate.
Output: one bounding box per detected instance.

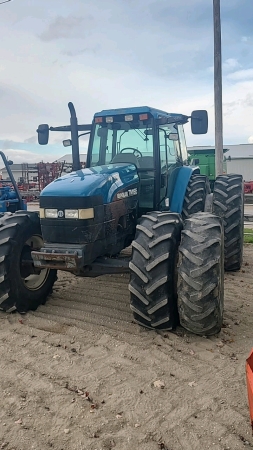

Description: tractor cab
[86,107,190,214]
[37,104,208,218]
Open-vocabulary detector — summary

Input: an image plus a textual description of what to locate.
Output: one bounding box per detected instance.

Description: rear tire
[0,211,57,313]
[213,174,244,271]
[177,212,224,336]
[182,174,210,220]
[129,211,183,330]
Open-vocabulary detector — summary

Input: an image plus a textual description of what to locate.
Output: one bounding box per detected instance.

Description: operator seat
[111,153,141,168]
[138,156,154,169]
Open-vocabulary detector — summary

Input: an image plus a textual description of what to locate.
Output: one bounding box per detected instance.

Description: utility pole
[213,0,224,176]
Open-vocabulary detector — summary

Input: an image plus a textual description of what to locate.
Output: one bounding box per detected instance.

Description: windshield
[89,120,181,170]
[90,120,154,168]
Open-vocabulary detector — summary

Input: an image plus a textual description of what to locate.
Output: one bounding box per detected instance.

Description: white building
[0,163,38,183]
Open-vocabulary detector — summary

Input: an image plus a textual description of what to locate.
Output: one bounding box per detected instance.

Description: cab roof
[94,106,188,122]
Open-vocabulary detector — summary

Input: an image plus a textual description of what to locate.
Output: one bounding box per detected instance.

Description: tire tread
[0,212,57,313]
[129,212,183,330]
[213,174,244,271]
[177,212,224,336]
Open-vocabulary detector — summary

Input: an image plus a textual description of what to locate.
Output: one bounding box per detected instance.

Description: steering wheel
[119,147,143,158]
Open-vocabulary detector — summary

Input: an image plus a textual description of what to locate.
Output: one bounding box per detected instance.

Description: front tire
[129,211,183,330]
[177,212,224,336]
[0,211,57,313]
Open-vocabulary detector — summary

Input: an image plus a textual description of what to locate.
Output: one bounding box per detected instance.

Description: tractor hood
[40,163,139,204]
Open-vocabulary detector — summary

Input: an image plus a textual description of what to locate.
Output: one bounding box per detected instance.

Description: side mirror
[37,124,49,145]
[168,132,179,141]
[191,110,208,135]
[8,160,13,165]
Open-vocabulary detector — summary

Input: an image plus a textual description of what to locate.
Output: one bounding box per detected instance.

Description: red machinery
[246,349,253,432]
[244,181,253,194]
[37,162,64,191]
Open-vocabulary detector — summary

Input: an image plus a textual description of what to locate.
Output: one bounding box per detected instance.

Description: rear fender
[170,166,200,213]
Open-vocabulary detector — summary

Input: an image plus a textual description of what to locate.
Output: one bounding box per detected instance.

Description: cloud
[0,149,59,165]
[243,94,253,107]
[222,92,253,116]
[208,58,241,74]
[223,100,240,117]
[24,136,38,144]
[223,58,241,71]
[227,68,253,81]
[0,0,253,152]
[0,140,17,150]
[39,15,90,41]
[62,45,99,57]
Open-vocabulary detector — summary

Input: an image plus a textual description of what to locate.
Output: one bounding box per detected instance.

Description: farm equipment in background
[0,151,27,214]
[187,147,228,191]
[244,181,253,194]
[0,103,244,337]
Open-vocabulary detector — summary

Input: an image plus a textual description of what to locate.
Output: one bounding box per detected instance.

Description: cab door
[158,124,180,207]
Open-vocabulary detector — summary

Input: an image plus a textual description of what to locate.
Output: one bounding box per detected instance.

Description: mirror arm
[50,125,71,132]
[49,124,92,133]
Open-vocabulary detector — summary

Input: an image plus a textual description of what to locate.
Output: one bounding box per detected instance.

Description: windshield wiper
[133,129,149,141]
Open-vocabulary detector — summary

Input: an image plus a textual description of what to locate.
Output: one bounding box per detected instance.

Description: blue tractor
[0,103,244,335]
[0,151,27,215]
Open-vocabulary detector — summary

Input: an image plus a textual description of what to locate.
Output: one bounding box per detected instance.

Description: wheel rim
[20,235,50,291]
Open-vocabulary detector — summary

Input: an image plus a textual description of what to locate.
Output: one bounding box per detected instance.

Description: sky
[0,0,253,163]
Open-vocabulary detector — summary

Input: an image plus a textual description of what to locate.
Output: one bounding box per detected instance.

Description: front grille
[40,197,104,244]
[41,219,104,244]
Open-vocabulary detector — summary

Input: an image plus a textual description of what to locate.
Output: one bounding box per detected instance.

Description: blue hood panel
[40,163,139,204]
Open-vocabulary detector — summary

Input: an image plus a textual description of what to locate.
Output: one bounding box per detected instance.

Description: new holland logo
[57,210,64,218]
[117,188,138,200]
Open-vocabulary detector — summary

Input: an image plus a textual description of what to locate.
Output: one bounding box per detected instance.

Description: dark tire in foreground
[182,174,210,220]
[0,211,57,313]
[213,174,244,271]
[177,212,224,336]
[129,211,183,330]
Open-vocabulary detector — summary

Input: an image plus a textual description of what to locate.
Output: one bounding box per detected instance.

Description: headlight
[45,208,58,218]
[41,208,95,219]
[65,209,78,219]
[78,208,94,219]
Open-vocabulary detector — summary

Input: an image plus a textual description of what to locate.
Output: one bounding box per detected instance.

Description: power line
[0,0,12,5]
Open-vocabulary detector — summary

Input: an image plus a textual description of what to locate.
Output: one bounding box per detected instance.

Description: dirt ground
[0,246,253,450]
